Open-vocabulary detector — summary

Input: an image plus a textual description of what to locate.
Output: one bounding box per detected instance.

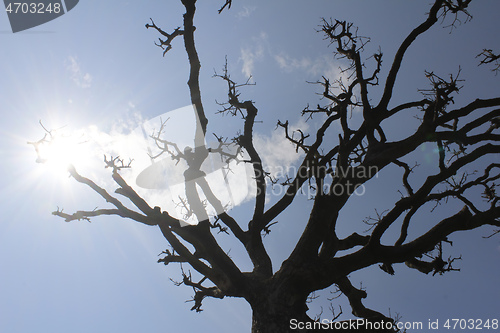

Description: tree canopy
[29,0,500,332]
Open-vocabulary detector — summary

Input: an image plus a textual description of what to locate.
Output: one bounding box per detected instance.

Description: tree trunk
[251,303,312,333]
[251,304,396,333]
[248,278,396,332]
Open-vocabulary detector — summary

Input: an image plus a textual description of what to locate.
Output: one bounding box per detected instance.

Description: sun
[28,124,94,176]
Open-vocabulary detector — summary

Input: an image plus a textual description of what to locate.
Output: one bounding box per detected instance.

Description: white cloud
[274,52,360,109]
[239,31,347,87]
[240,32,267,77]
[44,105,310,225]
[254,118,309,178]
[117,109,310,221]
[274,53,312,73]
[250,119,310,204]
[71,106,256,225]
[236,6,255,19]
[240,46,263,78]
[67,56,92,88]
[274,53,343,83]
[239,33,344,84]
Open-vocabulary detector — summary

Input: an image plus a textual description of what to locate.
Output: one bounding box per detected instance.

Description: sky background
[1,1,499,332]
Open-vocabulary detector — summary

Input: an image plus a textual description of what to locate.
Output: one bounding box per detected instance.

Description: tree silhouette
[30,0,500,332]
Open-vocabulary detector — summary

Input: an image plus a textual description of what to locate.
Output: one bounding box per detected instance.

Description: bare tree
[31,0,499,332]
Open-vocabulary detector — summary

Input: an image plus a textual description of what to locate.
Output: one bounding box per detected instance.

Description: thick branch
[337,233,370,251]
[393,206,499,264]
[63,165,157,225]
[336,277,391,321]
[52,208,151,225]
[437,97,500,126]
[370,143,500,245]
[321,205,499,289]
[377,0,445,111]
[181,0,208,139]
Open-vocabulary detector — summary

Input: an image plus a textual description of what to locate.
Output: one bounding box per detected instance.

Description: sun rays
[28,122,93,174]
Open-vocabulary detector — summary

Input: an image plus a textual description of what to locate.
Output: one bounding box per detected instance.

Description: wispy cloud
[66,56,92,88]
[38,105,311,224]
[236,6,255,19]
[254,118,308,177]
[252,119,310,203]
[240,32,267,77]
[274,54,312,72]
[240,34,345,85]
[76,106,254,224]
[274,53,343,82]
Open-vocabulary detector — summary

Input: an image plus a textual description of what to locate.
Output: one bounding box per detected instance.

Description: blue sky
[1,1,499,332]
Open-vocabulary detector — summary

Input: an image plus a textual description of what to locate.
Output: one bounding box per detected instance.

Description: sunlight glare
[33,127,94,176]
